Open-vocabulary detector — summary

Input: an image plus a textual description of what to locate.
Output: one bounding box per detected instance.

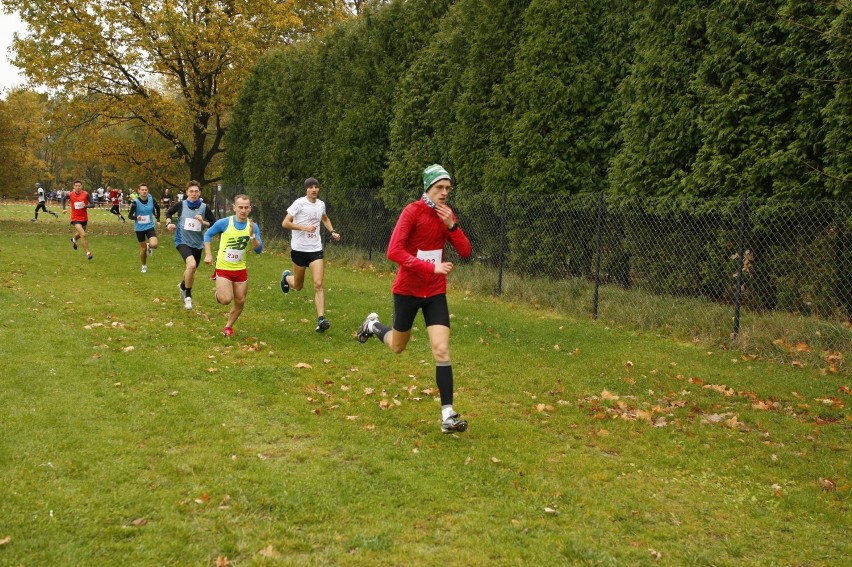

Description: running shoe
[146,244,152,256]
[141,265,148,273]
[356,312,379,343]
[280,269,291,293]
[441,413,468,434]
[222,326,234,337]
[178,282,186,301]
[70,238,78,250]
[184,297,192,310]
[30,218,36,222]
[87,253,93,261]
[316,316,330,333]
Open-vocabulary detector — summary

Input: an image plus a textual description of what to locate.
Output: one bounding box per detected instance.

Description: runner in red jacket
[356,164,472,434]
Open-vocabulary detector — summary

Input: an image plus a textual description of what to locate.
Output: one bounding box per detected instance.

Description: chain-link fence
[217,186,851,354]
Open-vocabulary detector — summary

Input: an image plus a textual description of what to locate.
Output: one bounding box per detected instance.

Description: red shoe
[222,326,234,337]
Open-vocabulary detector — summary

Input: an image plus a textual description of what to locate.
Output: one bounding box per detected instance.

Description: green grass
[0,204,849,566]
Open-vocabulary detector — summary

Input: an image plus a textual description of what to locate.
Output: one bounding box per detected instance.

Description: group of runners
[55,165,471,434]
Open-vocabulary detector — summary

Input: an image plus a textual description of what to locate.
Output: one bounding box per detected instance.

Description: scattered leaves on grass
[703,383,735,396]
[535,403,556,413]
[649,549,662,560]
[600,390,619,400]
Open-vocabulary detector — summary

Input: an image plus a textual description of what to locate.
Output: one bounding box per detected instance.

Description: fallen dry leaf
[491,457,501,463]
[819,478,837,492]
[544,507,558,514]
[122,346,135,352]
[130,518,147,526]
[258,545,280,558]
[216,557,230,567]
[294,362,313,369]
[0,536,11,545]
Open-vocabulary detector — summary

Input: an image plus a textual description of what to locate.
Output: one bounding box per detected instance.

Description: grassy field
[0,204,849,566]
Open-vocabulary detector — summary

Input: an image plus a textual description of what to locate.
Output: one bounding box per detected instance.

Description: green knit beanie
[422,164,451,192]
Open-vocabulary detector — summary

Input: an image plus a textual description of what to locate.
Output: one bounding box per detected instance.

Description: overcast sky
[0,10,27,93]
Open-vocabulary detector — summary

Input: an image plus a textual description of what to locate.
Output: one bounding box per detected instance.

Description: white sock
[368,320,377,333]
[441,405,455,421]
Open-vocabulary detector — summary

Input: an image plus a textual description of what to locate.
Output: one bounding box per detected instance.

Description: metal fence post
[497,189,507,295]
[368,192,374,262]
[732,194,748,342]
[593,191,604,320]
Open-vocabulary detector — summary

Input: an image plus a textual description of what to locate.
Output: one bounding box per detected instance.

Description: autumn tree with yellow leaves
[3,0,351,189]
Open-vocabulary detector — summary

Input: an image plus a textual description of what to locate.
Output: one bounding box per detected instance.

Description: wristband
[448,222,458,232]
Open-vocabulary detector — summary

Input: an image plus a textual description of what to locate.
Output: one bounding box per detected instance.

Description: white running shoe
[441,413,468,434]
[356,312,379,343]
[141,265,148,273]
[184,297,192,310]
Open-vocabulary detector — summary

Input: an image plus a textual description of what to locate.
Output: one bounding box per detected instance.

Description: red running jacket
[387,199,472,297]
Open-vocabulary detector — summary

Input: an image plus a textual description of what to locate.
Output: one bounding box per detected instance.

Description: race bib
[183,217,202,232]
[224,248,245,263]
[416,249,442,266]
[74,201,85,210]
[137,214,150,223]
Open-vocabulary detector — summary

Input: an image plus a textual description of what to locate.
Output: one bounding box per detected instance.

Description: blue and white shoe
[280,270,291,293]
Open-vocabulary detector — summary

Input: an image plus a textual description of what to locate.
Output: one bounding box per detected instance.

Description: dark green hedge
[225,0,848,199]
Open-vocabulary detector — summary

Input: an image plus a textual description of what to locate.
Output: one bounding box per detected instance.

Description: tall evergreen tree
[609,1,709,196]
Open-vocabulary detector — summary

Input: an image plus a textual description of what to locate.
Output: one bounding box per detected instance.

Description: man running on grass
[31,183,59,221]
[280,177,342,332]
[165,180,216,310]
[204,194,263,337]
[356,164,472,434]
[68,180,95,260]
[128,183,161,273]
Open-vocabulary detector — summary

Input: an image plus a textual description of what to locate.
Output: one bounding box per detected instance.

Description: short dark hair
[304,177,320,189]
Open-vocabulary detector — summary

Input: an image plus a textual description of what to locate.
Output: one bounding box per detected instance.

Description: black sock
[374,322,392,342]
[185,287,192,298]
[436,362,453,406]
